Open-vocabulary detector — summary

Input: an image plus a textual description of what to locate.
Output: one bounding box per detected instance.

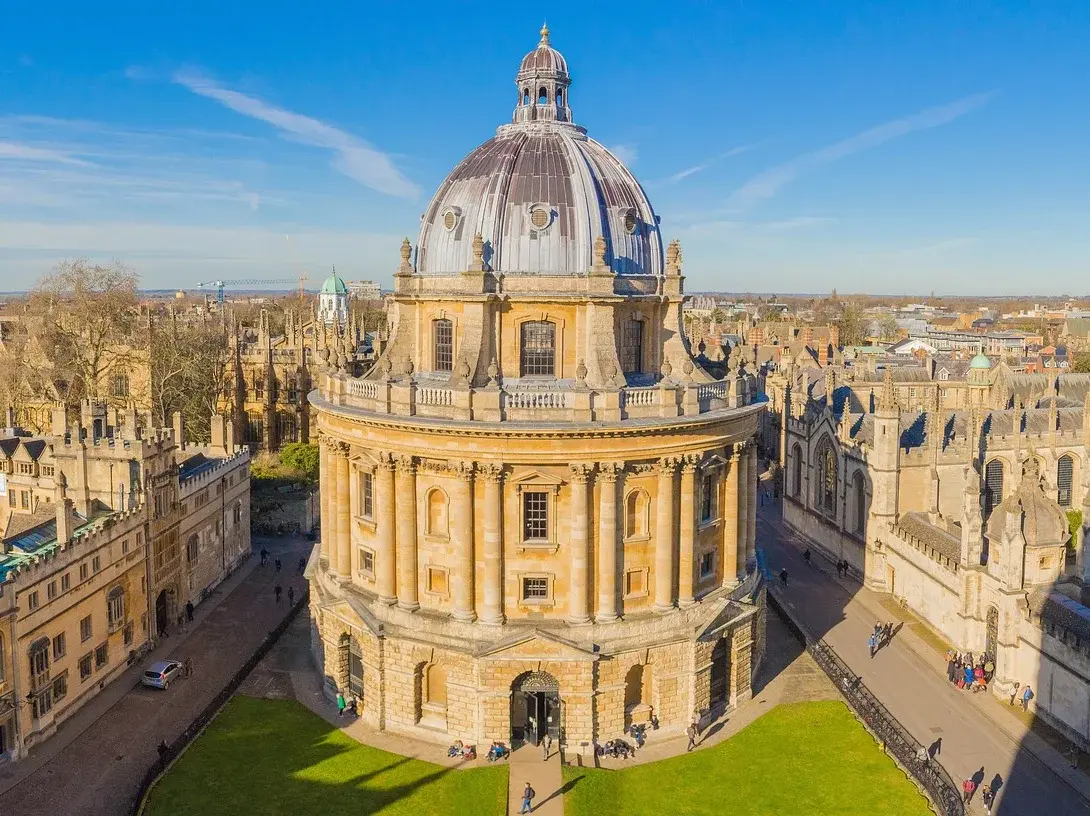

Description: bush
[1068,509,1083,553]
[279,442,319,482]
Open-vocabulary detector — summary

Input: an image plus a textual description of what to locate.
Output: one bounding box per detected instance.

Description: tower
[865,368,900,590]
[318,267,349,325]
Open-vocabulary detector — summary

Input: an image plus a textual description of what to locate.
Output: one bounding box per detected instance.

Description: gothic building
[307,28,766,753]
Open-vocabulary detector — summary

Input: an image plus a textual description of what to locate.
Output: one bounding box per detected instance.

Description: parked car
[142,659,184,689]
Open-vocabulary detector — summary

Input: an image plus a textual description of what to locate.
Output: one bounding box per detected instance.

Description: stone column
[395,456,419,611]
[596,462,620,622]
[747,443,758,563]
[335,442,352,579]
[653,458,678,612]
[480,464,505,625]
[736,442,750,573]
[376,453,397,604]
[678,456,698,607]
[721,445,740,585]
[568,464,593,624]
[452,462,476,622]
[318,435,331,562]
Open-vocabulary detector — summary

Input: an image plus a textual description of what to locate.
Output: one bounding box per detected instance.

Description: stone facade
[306,29,766,755]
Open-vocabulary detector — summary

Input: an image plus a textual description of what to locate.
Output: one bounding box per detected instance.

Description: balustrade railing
[505,390,569,410]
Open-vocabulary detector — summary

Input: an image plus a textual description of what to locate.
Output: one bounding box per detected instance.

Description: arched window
[110,373,130,398]
[815,439,837,516]
[624,663,650,710]
[556,89,563,106]
[522,88,530,105]
[426,489,449,538]
[792,444,803,497]
[852,471,866,534]
[538,86,548,104]
[520,321,556,376]
[433,318,453,372]
[1057,454,1074,507]
[621,319,643,374]
[984,459,1004,520]
[625,490,649,539]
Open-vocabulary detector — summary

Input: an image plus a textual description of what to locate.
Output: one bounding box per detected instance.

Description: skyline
[1,1,1088,294]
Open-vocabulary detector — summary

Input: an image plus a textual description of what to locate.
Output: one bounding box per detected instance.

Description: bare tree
[876,313,901,342]
[151,318,229,444]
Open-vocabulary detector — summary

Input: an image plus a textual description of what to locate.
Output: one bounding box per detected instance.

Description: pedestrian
[186,600,194,622]
[157,740,169,765]
[915,745,928,765]
[337,691,346,717]
[803,548,811,567]
[542,732,551,761]
[288,586,295,605]
[184,656,193,677]
[868,633,877,659]
[274,584,282,603]
[260,547,268,566]
[686,722,697,752]
[298,556,306,574]
[946,656,957,684]
[520,782,535,814]
[275,558,282,574]
[981,783,995,814]
[963,665,974,689]
[779,568,789,587]
[884,621,893,643]
[961,777,977,805]
[1009,681,1020,706]
[1068,743,1081,769]
[1022,684,1034,712]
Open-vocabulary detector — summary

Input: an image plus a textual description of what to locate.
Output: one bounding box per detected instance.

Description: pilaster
[452,462,477,622]
[678,456,698,607]
[654,457,678,611]
[596,462,621,622]
[568,463,593,624]
[481,464,505,625]
[395,455,419,611]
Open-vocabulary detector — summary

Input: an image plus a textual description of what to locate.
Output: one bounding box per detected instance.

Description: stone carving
[458,357,472,384]
[575,359,588,386]
[402,356,415,377]
[660,358,673,378]
[395,454,416,473]
[398,237,413,275]
[568,463,593,483]
[655,457,679,475]
[480,462,504,482]
[487,357,500,386]
[597,461,621,480]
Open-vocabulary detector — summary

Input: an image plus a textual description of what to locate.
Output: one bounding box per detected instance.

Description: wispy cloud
[609,143,639,166]
[682,216,833,235]
[0,141,92,166]
[173,71,420,199]
[659,143,760,185]
[729,93,996,209]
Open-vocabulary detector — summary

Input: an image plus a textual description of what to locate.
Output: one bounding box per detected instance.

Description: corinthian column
[318,435,331,562]
[335,442,351,578]
[678,456,698,607]
[654,457,678,612]
[568,464,593,624]
[376,453,397,604]
[395,456,419,611]
[736,442,750,574]
[721,445,740,584]
[480,464,505,625]
[747,443,758,564]
[452,462,476,622]
[596,462,620,622]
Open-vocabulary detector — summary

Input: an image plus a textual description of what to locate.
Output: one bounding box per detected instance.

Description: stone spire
[877,367,898,415]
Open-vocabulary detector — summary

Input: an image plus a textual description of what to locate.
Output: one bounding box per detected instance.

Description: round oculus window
[622,210,638,235]
[528,205,552,231]
[442,207,461,232]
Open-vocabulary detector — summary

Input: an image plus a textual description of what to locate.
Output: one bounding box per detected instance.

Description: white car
[142,659,184,689]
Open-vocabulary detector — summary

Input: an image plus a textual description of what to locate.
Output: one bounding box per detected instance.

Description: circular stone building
[308,27,766,753]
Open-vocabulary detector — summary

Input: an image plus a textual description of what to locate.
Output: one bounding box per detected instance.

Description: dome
[985,458,1069,546]
[970,353,992,369]
[415,28,663,278]
[320,270,348,295]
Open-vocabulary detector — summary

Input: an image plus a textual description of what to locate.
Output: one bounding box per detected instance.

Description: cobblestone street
[0,535,312,816]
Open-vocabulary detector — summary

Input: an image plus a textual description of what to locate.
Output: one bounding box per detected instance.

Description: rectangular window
[52,673,68,704]
[33,688,52,719]
[621,319,644,373]
[28,591,39,611]
[124,622,134,646]
[94,642,108,669]
[20,490,29,510]
[434,319,454,372]
[107,591,125,629]
[79,563,88,581]
[92,556,101,573]
[62,572,71,591]
[78,654,92,681]
[522,491,549,541]
[522,576,549,601]
[359,548,375,575]
[187,536,198,563]
[80,615,93,643]
[700,474,716,522]
[520,321,556,376]
[700,551,716,578]
[47,581,57,600]
[122,537,129,554]
[361,472,374,519]
[52,633,66,660]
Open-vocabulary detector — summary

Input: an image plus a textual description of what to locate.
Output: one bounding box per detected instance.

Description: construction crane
[196,277,307,307]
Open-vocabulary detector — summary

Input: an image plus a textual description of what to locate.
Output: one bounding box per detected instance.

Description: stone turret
[866,367,901,589]
[54,471,74,545]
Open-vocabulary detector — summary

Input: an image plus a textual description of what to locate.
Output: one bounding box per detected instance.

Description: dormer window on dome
[442,206,462,233]
[622,209,638,235]
[527,204,553,232]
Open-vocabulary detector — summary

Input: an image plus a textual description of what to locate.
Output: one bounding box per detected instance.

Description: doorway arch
[709,638,731,707]
[154,588,174,637]
[510,671,560,747]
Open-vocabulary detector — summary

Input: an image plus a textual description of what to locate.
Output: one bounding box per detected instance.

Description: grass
[143,696,508,816]
[562,701,932,816]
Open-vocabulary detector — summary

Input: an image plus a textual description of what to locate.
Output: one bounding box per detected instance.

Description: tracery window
[984,460,1004,520]
[815,440,838,517]
[1057,455,1074,507]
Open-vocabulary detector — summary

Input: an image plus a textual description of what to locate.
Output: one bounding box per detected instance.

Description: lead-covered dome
[415,28,663,278]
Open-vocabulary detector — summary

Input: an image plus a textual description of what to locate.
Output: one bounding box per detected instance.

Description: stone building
[779,357,1090,749]
[0,405,250,761]
[306,27,766,754]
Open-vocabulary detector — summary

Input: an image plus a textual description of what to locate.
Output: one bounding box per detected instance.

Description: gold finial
[540,21,550,45]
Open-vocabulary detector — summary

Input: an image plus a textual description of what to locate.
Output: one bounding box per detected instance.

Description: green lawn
[563,701,932,816]
[143,696,508,816]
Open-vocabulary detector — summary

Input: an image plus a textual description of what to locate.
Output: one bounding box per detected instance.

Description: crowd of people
[945,649,997,694]
[867,621,896,658]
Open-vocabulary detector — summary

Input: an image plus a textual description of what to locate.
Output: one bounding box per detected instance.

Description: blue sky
[1,1,1088,295]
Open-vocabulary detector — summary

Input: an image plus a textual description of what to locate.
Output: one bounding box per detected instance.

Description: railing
[417,387,454,407]
[505,390,569,410]
[130,588,310,815]
[698,381,729,401]
[767,591,964,816]
[623,386,657,407]
[347,379,378,399]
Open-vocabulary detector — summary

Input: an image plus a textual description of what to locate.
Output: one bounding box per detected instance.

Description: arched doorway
[984,606,999,664]
[154,589,173,637]
[709,639,731,707]
[510,671,560,747]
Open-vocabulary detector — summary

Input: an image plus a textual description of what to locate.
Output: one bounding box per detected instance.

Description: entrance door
[510,671,561,747]
[710,639,730,706]
[886,565,896,596]
[155,590,169,636]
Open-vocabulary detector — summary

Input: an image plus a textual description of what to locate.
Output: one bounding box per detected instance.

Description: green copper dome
[970,352,992,369]
[320,271,348,295]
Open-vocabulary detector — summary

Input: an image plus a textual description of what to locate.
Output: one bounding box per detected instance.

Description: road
[758,504,1089,816]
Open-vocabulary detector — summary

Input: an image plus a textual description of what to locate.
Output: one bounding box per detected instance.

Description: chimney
[210,413,228,455]
[172,411,185,449]
[55,471,74,545]
[51,406,67,437]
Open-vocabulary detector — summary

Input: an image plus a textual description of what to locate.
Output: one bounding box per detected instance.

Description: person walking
[274,558,282,574]
[260,547,268,566]
[185,600,194,622]
[542,732,552,761]
[274,584,283,603]
[1022,684,1034,712]
[288,586,295,606]
[981,783,995,814]
[686,722,697,752]
[803,548,812,567]
[779,568,789,588]
[868,633,877,659]
[298,556,306,574]
[184,656,193,678]
[337,691,346,717]
[520,782,535,814]
[962,777,977,805]
[946,656,957,684]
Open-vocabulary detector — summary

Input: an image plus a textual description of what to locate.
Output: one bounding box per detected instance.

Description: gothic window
[186,534,198,563]
[792,444,803,497]
[621,319,644,374]
[815,440,838,517]
[433,319,453,372]
[852,471,866,534]
[984,459,1004,520]
[1057,455,1074,507]
[277,412,297,443]
[425,489,449,538]
[624,490,649,539]
[110,373,130,398]
[520,321,556,376]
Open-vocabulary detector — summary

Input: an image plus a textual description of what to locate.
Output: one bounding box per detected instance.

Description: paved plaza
[0,535,311,816]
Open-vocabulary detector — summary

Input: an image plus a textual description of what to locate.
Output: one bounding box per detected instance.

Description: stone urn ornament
[487,357,500,386]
